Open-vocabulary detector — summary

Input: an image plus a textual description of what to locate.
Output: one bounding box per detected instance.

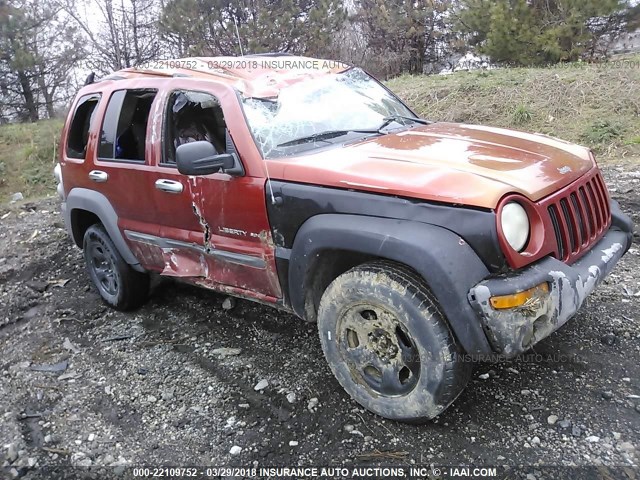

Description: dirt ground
[0,163,639,480]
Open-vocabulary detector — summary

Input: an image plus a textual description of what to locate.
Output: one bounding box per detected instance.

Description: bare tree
[61,0,161,74]
[158,0,346,59]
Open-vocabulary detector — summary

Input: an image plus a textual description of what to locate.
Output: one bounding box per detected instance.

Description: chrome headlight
[501,202,530,252]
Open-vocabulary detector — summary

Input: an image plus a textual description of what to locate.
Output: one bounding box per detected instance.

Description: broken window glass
[99,89,157,161]
[163,90,226,164]
[241,67,416,159]
[66,94,101,159]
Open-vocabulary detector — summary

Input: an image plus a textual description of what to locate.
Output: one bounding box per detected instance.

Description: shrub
[513,105,533,125]
[581,121,623,146]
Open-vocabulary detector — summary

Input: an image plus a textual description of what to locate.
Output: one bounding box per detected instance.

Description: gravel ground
[0,164,639,480]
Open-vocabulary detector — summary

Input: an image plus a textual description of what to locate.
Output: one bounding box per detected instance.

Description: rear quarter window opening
[98,89,157,162]
[66,94,101,159]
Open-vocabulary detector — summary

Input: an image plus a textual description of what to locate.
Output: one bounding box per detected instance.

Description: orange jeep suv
[54,55,634,422]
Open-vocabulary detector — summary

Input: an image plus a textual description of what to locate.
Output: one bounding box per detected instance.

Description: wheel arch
[65,188,143,271]
[69,209,100,248]
[287,214,493,355]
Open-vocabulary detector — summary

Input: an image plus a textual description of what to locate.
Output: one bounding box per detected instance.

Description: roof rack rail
[95,74,126,83]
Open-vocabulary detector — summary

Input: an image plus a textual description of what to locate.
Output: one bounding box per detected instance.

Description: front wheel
[317,260,471,422]
[83,224,150,311]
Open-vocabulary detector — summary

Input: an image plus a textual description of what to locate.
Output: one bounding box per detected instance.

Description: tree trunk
[17,70,38,122]
[36,69,55,118]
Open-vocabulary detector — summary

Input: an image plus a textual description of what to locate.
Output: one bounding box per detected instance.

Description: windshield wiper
[377,115,432,131]
[275,116,431,148]
[276,129,379,148]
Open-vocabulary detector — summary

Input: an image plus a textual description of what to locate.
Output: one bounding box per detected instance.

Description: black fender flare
[288,214,493,355]
[65,188,143,271]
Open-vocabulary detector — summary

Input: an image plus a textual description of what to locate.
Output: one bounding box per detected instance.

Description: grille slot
[594,174,610,219]
[560,198,577,253]
[570,193,586,246]
[547,205,565,260]
[586,182,602,230]
[578,187,594,236]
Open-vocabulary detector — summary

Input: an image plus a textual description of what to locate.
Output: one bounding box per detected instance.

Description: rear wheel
[317,260,471,422]
[83,224,149,311]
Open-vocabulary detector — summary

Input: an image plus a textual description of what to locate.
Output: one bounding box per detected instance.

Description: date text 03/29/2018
[132,59,347,71]
[131,466,499,478]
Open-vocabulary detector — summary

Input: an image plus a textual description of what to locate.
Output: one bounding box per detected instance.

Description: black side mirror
[176,141,238,176]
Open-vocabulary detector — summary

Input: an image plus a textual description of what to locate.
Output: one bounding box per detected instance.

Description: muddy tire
[83,224,149,311]
[317,260,471,422]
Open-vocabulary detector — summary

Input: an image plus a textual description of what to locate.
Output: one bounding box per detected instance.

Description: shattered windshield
[241,68,417,159]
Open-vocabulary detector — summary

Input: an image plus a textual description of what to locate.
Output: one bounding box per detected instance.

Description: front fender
[288,214,493,355]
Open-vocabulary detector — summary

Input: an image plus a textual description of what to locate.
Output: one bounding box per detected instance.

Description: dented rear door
[132,87,213,276]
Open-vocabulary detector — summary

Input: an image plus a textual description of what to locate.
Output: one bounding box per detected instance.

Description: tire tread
[317,259,471,421]
[83,224,150,311]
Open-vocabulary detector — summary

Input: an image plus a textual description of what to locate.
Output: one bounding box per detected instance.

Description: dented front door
[188,173,282,299]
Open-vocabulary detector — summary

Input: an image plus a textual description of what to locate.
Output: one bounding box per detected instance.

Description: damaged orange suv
[55,55,634,422]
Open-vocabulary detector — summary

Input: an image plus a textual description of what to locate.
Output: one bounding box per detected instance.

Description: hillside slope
[388,57,640,159]
[0,119,63,202]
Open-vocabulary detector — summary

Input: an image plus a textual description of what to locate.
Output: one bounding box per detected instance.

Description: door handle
[88,170,108,182]
[155,179,184,194]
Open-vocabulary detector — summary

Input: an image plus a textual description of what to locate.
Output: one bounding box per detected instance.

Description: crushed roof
[105,55,351,97]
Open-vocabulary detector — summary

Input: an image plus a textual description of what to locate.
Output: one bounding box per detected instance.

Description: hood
[267,122,596,209]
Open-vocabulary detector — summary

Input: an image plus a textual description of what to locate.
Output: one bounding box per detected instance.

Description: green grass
[0,119,63,202]
[513,105,534,125]
[387,56,640,159]
[580,120,624,146]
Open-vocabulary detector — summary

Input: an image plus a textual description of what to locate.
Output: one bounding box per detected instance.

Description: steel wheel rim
[336,303,421,397]
[89,242,118,296]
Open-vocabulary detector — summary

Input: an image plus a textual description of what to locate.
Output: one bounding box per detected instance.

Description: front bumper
[469,200,633,358]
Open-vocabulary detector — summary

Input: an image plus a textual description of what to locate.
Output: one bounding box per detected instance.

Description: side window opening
[163,91,226,164]
[99,89,157,161]
[66,95,100,159]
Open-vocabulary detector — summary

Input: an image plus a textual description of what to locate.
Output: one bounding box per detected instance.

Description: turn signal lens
[490,283,549,310]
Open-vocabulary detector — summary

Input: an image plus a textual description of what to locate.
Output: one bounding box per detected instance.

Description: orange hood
[267,122,596,209]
